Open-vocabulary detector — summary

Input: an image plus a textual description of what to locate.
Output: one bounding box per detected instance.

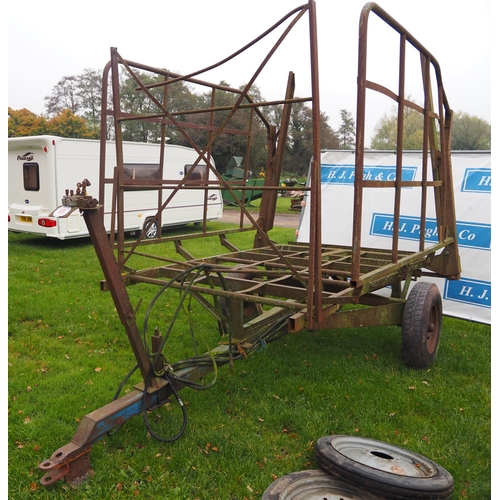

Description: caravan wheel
[144,218,159,239]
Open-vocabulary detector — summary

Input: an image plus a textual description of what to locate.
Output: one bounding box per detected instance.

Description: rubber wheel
[401,282,442,369]
[144,218,159,239]
[315,435,454,500]
[262,469,384,499]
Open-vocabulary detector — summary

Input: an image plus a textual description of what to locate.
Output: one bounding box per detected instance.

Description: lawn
[8,224,491,499]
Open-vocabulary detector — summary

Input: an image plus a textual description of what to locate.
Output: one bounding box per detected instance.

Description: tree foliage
[8,108,48,137]
[77,68,103,135]
[370,107,425,150]
[9,66,349,176]
[337,109,355,149]
[370,106,490,151]
[283,102,340,174]
[44,76,81,115]
[9,64,491,174]
[46,109,98,139]
[8,108,98,139]
[451,112,491,150]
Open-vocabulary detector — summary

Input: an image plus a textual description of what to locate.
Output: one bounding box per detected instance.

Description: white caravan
[8,135,223,240]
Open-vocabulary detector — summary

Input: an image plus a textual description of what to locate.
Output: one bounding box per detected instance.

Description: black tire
[315,435,454,500]
[262,469,384,499]
[402,282,442,369]
[144,218,159,239]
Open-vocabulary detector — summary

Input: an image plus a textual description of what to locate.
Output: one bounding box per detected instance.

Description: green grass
[8,226,491,499]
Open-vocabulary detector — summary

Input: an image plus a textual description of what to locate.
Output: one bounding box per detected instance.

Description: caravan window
[23,163,40,191]
[185,164,207,181]
[123,163,160,181]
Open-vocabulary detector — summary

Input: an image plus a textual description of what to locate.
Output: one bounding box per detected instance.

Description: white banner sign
[297,150,491,324]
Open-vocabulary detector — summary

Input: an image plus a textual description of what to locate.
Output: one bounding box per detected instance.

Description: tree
[8,108,49,137]
[46,109,97,138]
[240,84,272,173]
[44,76,81,115]
[172,82,271,174]
[77,68,103,136]
[286,102,313,174]
[115,68,203,144]
[178,81,246,170]
[118,69,161,142]
[370,105,491,151]
[8,107,98,138]
[320,111,341,152]
[11,68,341,175]
[284,102,339,176]
[370,114,396,149]
[451,112,491,150]
[370,107,424,150]
[337,109,355,149]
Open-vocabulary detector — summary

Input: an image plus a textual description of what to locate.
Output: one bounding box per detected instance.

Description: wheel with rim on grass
[401,281,442,369]
[315,435,454,500]
[261,469,384,499]
[144,218,159,239]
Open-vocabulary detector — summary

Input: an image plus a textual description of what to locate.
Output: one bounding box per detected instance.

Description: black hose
[141,371,188,443]
[132,263,291,442]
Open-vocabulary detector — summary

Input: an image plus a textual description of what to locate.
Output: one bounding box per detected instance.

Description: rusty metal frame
[354,3,460,285]
[39,1,461,486]
[94,0,460,330]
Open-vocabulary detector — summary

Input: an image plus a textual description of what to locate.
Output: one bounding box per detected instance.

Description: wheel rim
[328,436,437,478]
[279,474,380,499]
[145,220,158,238]
[426,303,440,354]
[263,469,383,499]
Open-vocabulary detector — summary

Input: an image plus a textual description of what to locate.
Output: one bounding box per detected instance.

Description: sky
[7,0,492,142]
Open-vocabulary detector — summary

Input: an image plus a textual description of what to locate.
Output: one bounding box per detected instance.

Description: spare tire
[315,435,454,500]
[262,469,384,499]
